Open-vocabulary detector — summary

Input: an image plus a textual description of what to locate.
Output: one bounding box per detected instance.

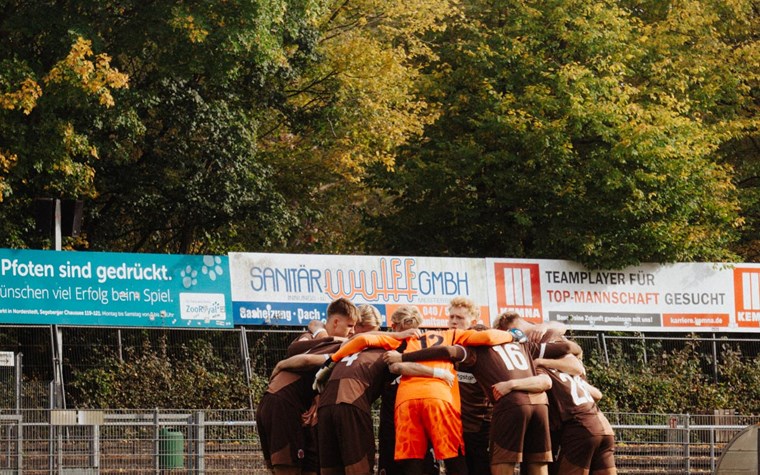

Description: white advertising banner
[229,253,490,328]
[486,258,760,332]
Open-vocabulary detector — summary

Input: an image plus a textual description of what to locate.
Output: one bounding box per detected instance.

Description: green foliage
[586,336,760,415]
[0,0,758,262]
[69,336,251,409]
[0,0,452,254]
[366,0,757,269]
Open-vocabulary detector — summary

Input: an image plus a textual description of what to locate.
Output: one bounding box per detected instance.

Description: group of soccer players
[255,296,617,475]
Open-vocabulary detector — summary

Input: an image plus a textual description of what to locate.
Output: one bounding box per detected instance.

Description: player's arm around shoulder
[388,362,455,386]
[331,333,402,362]
[455,328,514,346]
[491,373,552,401]
[271,354,330,379]
[535,353,586,376]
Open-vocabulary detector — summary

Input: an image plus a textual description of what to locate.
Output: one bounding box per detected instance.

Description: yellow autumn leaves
[1,37,128,114]
[0,37,128,202]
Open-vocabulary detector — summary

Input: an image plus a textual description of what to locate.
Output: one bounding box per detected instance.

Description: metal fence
[0,409,756,474]
[3,325,760,473]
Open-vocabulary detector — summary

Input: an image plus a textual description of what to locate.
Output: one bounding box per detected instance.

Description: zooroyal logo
[179,293,226,322]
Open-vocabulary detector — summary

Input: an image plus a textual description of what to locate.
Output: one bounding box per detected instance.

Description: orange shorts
[395,398,464,461]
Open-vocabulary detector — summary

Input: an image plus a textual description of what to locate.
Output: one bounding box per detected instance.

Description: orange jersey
[330,329,513,409]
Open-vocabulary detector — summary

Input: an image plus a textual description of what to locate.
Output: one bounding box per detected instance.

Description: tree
[249,0,455,253]
[0,0,455,254]
[367,0,757,269]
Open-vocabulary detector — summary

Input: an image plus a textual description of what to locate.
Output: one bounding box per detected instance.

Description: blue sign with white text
[0,249,232,327]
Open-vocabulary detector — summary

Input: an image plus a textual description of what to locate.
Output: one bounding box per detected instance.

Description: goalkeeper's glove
[312,358,336,393]
[508,328,528,343]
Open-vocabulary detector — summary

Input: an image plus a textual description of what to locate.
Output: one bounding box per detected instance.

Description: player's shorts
[317,404,375,475]
[490,403,552,464]
[255,393,312,469]
[395,398,464,461]
[463,424,491,475]
[553,420,617,474]
[378,403,400,475]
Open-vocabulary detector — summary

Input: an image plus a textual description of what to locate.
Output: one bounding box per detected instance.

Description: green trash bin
[159,427,184,469]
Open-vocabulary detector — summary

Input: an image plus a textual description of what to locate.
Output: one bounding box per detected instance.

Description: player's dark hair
[327,297,359,323]
[493,311,521,330]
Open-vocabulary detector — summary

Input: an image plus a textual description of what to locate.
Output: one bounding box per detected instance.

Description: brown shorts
[255,394,315,470]
[318,404,375,475]
[490,403,552,464]
[554,421,617,474]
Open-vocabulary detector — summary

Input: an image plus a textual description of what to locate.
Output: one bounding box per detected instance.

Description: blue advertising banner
[0,249,232,327]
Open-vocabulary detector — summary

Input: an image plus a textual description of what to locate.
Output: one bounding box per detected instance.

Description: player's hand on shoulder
[527,324,548,343]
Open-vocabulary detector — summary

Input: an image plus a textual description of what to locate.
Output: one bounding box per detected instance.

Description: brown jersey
[461,341,548,408]
[266,340,341,411]
[457,365,493,433]
[318,347,390,415]
[543,369,614,436]
[287,335,336,357]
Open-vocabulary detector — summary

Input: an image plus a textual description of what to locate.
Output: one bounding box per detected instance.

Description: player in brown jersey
[256,298,359,475]
[447,297,493,475]
[323,305,515,475]
[493,311,612,474]
[293,298,359,345]
[317,302,388,475]
[257,339,342,475]
[536,353,617,475]
[317,332,453,474]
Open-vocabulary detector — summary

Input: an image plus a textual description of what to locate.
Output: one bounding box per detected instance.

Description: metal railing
[0,409,757,474]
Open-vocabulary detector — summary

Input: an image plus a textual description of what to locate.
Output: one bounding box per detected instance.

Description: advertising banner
[486,258,760,332]
[0,249,232,327]
[229,253,490,328]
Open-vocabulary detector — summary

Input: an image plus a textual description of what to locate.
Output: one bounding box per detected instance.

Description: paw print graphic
[201,256,224,281]
[181,266,198,288]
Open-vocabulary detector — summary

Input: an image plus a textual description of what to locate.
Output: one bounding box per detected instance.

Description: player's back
[467,342,548,406]
[544,369,613,435]
[319,347,389,414]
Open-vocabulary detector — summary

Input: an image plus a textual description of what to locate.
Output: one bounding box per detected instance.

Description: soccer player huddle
[256,297,617,475]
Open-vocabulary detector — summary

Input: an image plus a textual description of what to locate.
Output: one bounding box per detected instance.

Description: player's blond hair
[358,304,382,330]
[448,296,480,320]
[390,305,423,328]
